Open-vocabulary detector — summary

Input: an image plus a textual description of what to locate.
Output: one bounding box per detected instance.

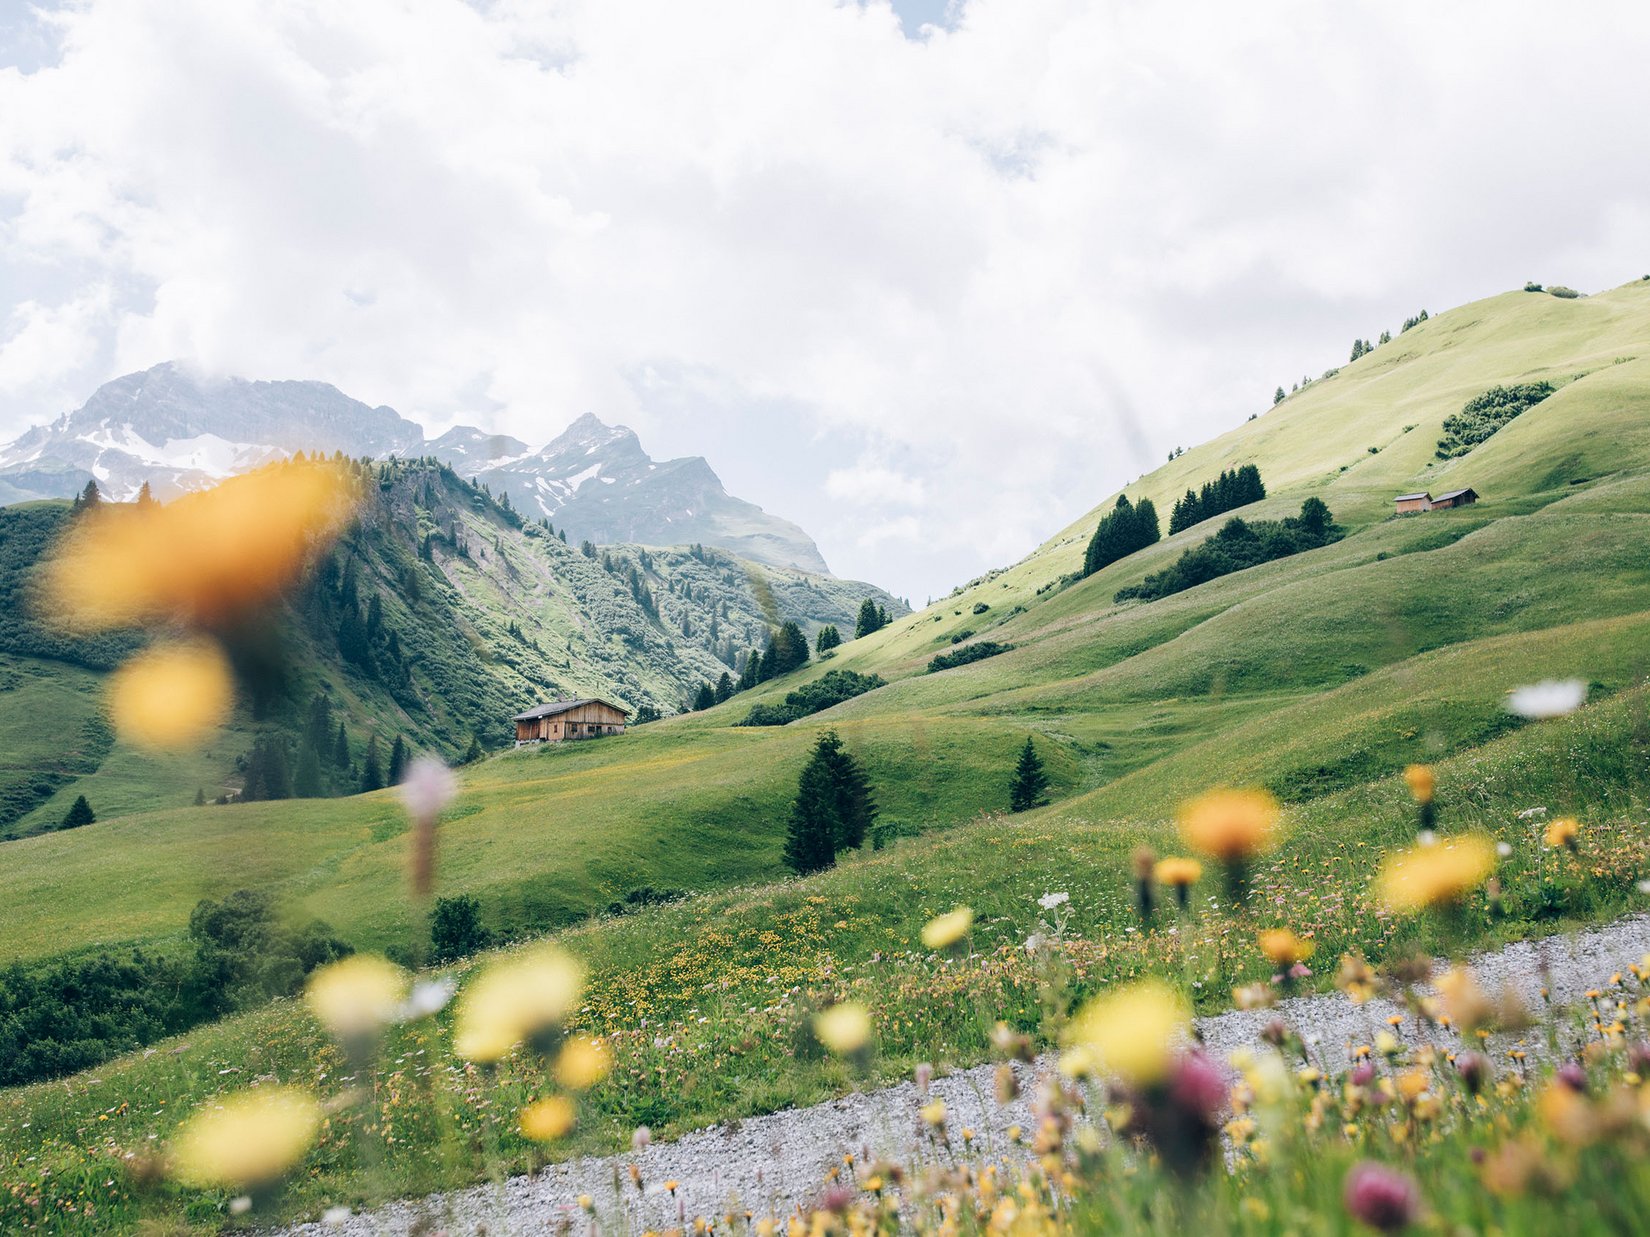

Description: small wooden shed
[513,699,629,744]
[1430,487,1479,510]
[1394,491,1432,514]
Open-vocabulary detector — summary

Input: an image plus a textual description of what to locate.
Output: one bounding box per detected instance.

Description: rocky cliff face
[0,365,832,575]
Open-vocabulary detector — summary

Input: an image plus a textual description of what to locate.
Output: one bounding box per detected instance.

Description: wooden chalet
[1394,487,1478,515]
[513,698,629,744]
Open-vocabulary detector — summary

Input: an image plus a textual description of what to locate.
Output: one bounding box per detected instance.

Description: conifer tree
[136,480,156,506]
[59,794,95,829]
[333,721,350,768]
[714,672,734,703]
[463,736,483,764]
[294,742,324,798]
[815,624,842,654]
[194,787,207,806]
[738,648,760,692]
[854,598,888,639]
[693,682,716,711]
[361,736,384,792]
[1273,386,1286,405]
[814,730,876,851]
[388,735,408,785]
[1009,737,1049,813]
[783,749,844,875]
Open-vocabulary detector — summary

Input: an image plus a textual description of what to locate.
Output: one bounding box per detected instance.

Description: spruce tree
[463,736,483,764]
[361,736,384,792]
[194,787,207,806]
[294,743,324,798]
[136,480,156,506]
[714,672,734,703]
[1009,737,1049,813]
[815,624,842,654]
[1273,386,1286,405]
[738,648,760,692]
[59,794,95,829]
[693,682,716,711]
[388,735,408,784]
[333,721,350,768]
[854,598,887,639]
[783,750,843,875]
[814,730,876,852]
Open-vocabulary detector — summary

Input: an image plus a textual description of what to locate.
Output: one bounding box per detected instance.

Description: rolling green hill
[3,278,1650,1231]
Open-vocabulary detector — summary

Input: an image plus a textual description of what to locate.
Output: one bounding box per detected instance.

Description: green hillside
[0,463,899,838]
[3,278,1650,1230]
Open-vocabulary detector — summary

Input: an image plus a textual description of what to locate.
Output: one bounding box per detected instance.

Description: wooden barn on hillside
[1394,488,1478,515]
[513,699,629,744]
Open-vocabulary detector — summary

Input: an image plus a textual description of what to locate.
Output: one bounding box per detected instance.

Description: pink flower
[1169,1051,1228,1121]
[1344,1162,1421,1231]
[1454,1051,1490,1094]
[399,756,458,823]
[631,1126,652,1151]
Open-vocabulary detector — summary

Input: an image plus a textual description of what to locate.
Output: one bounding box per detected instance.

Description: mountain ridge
[0,364,832,575]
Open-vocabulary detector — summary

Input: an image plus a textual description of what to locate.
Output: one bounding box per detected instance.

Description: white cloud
[1,0,1648,598]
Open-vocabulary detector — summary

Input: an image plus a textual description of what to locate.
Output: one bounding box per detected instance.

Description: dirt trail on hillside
[285,916,1650,1236]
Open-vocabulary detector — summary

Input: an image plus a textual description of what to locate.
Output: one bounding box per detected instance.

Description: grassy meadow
[3,278,1650,1230]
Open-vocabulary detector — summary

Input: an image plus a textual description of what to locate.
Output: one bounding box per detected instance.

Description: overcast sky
[2,1,1648,600]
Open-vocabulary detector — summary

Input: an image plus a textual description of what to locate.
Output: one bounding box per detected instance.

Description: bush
[1115,500,1342,605]
[429,894,494,963]
[1435,381,1555,459]
[1548,285,1581,299]
[928,642,1014,673]
[736,669,886,727]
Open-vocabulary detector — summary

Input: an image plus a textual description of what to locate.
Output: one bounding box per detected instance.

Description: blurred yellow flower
[44,459,357,632]
[107,641,233,749]
[1153,856,1203,887]
[519,1095,577,1141]
[453,944,585,1062]
[1403,764,1435,805]
[168,1088,322,1189]
[920,907,974,950]
[1375,835,1496,913]
[1544,817,1580,851]
[305,955,407,1039]
[920,1099,947,1126]
[1177,789,1280,861]
[555,1035,614,1090]
[1066,978,1190,1087]
[814,1002,873,1056]
[1258,929,1315,966]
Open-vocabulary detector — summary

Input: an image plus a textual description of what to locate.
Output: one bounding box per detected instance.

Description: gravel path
[287,916,1650,1235]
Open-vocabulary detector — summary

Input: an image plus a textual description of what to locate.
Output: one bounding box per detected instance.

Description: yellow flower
[1066,978,1191,1087]
[107,641,234,749]
[920,1099,947,1126]
[1375,835,1496,913]
[1153,856,1203,887]
[813,1002,873,1056]
[1177,789,1281,862]
[1403,764,1435,805]
[305,955,407,1039]
[453,944,585,1062]
[168,1088,321,1189]
[519,1095,576,1141]
[1544,817,1580,851]
[44,458,357,632]
[1258,929,1315,966]
[555,1035,613,1090]
[920,907,973,950]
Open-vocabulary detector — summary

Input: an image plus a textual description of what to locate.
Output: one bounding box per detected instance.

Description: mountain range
[0,362,830,574]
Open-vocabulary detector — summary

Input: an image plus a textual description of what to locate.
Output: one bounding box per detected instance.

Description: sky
[1,2,1648,601]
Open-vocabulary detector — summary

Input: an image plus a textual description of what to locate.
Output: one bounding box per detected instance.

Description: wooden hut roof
[512,698,629,722]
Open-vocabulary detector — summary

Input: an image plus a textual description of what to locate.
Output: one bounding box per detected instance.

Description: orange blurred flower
[1403,764,1435,805]
[1258,929,1315,967]
[107,641,234,749]
[1177,789,1281,862]
[1375,835,1496,913]
[43,458,356,632]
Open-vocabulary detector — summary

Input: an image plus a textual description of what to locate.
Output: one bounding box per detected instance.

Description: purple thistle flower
[1344,1161,1421,1232]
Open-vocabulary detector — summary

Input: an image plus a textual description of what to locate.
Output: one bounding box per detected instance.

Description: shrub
[1115,500,1342,605]
[1548,285,1581,299]
[736,669,886,727]
[1435,381,1555,459]
[1524,281,1544,292]
[928,642,1014,673]
[429,894,493,963]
